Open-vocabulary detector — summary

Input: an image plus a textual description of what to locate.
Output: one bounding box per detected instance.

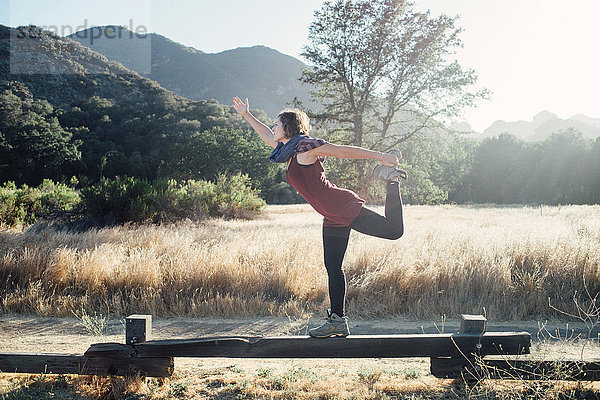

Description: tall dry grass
[1,204,599,319]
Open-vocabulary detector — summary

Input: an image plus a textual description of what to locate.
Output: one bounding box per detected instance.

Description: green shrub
[0,180,80,226]
[211,173,267,219]
[0,174,265,227]
[81,174,265,225]
[80,176,155,224]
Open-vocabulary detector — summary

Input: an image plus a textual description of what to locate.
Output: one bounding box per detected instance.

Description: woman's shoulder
[296,136,328,153]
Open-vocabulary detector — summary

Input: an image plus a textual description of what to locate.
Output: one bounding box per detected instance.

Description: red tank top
[286,155,365,227]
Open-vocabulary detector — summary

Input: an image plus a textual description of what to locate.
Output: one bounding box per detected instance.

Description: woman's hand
[231,97,277,149]
[232,97,249,116]
[380,152,400,167]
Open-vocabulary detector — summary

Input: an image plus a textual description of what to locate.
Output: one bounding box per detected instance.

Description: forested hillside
[0,24,300,204]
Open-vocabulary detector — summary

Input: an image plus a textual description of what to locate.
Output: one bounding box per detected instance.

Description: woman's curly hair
[277,108,311,139]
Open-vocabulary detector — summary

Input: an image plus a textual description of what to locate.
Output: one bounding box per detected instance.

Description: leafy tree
[301,0,488,196]
[59,95,258,183]
[160,126,303,204]
[526,129,591,204]
[401,132,476,204]
[161,127,271,182]
[460,133,525,203]
[458,130,597,205]
[0,82,81,185]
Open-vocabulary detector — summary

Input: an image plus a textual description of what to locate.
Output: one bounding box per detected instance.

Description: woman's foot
[373,165,407,181]
[309,310,350,338]
[373,150,407,181]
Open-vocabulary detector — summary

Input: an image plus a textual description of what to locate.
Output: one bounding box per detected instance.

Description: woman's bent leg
[322,225,351,317]
[350,181,404,240]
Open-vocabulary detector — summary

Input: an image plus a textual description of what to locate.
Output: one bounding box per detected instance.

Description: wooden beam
[133,332,531,359]
[0,344,174,377]
[84,343,173,377]
[0,353,87,375]
[431,357,600,381]
[430,314,489,378]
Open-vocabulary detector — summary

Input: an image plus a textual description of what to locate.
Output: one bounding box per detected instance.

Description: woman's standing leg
[309,225,352,338]
[322,225,351,317]
[350,181,404,239]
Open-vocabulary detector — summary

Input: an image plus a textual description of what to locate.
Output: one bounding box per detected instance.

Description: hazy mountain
[68,26,312,116]
[449,121,477,135]
[477,111,600,141]
[568,114,600,129]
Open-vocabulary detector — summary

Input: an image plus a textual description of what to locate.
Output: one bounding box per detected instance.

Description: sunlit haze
[2,0,599,132]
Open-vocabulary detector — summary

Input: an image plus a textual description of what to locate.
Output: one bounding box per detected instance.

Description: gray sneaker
[309,310,350,338]
[373,150,407,181]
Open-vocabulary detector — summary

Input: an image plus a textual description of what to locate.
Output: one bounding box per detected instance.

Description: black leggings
[322,181,404,317]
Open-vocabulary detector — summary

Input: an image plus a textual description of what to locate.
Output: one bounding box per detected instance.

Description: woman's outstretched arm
[300,143,399,167]
[232,97,277,149]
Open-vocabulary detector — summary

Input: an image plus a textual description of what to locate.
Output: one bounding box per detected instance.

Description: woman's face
[272,118,288,143]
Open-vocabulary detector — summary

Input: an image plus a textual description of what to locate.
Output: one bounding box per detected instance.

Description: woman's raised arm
[232,97,277,149]
[301,143,399,167]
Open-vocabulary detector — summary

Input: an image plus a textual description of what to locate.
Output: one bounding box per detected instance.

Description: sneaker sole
[309,332,349,338]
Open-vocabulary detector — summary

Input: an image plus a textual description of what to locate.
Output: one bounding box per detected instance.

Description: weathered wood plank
[84,343,173,377]
[0,353,87,375]
[460,314,487,333]
[0,344,174,377]
[431,357,600,381]
[134,332,531,358]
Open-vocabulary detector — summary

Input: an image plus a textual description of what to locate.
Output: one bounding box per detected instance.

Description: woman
[233,97,405,338]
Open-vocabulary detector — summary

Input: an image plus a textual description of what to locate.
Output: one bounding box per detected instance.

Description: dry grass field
[1,204,599,320]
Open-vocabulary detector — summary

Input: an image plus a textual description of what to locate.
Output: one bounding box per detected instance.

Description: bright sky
[2,0,599,132]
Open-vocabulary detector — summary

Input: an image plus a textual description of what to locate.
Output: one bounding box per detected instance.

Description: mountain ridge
[454,111,600,141]
[68,26,312,116]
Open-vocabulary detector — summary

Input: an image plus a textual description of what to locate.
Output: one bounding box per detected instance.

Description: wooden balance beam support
[429,315,600,380]
[2,314,598,381]
[432,358,600,381]
[120,313,528,360]
[0,314,530,378]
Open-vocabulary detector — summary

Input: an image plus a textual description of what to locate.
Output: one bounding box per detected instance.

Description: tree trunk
[353,116,370,199]
[357,174,371,201]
